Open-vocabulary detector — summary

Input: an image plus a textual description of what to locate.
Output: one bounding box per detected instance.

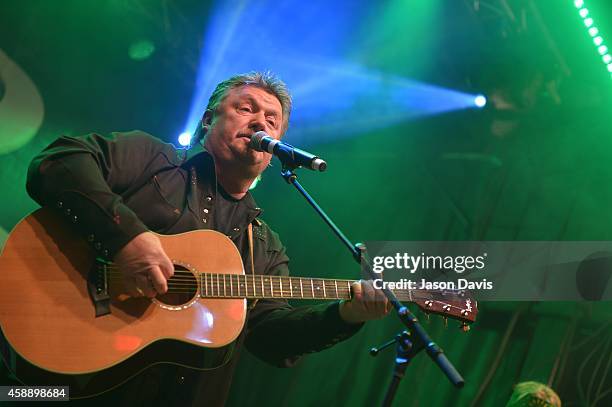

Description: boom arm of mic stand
[281,167,360,262]
[280,166,464,388]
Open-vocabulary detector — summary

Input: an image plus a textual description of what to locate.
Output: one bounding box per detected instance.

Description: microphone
[249,131,327,172]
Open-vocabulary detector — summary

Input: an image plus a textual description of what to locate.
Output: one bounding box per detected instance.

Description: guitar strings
[105,274,466,299]
[104,266,468,295]
[104,273,368,299]
[104,272,355,293]
[99,281,471,319]
[104,276,356,296]
[101,268,472,312]
[104,276,422,302]
[103,266,471,298]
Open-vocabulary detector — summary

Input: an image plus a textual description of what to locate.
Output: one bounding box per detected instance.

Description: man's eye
[267,119,276,127]
[239,106,252,112]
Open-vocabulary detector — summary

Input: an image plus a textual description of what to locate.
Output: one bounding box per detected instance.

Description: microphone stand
[279,163,464,406]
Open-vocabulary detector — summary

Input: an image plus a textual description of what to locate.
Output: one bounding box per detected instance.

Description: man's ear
[202,109,213,132]
[195,110,213,146]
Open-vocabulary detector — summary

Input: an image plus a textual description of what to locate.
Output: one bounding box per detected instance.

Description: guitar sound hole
[156,265,197,306]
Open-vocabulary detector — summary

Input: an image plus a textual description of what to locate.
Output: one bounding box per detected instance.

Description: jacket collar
[180,142,263,220]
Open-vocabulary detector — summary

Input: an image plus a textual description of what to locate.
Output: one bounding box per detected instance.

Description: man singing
[26,71,389,405]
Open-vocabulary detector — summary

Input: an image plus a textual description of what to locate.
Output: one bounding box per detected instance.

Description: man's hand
[113,232,175,298]
[338,280,391,324]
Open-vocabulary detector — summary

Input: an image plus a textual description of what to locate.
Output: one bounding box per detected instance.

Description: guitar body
[0,208,246,398]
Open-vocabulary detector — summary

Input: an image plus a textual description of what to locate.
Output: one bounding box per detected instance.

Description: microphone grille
[249,131,268,151]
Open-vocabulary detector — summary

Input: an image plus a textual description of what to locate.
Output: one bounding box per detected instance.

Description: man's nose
[249,113,266,132]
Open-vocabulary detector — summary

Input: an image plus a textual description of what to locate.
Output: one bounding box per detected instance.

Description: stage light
[608,64,612,72]
[575,1,611,77]
[474,94,487,108]
[178,132,191,146]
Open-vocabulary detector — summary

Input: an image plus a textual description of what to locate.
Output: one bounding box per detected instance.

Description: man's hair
[195,71,292,143]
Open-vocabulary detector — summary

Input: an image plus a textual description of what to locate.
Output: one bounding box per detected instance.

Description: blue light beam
[184,0,482,146]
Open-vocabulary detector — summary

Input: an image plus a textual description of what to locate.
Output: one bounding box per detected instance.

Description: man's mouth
[237,133,258,152]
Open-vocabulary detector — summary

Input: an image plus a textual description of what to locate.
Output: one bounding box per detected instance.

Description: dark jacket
[26,130,361,406]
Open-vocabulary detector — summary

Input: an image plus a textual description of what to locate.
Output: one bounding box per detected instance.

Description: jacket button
[56,201,63,208]
[233,227,240,232]
[94,242,101,250]
[103,249,109,257]
[202,218,207,224]
[71,215,78,223]
[206,196,212,202]
[203,208,209,213]
[87,234,95,242]
[64,208,71,215]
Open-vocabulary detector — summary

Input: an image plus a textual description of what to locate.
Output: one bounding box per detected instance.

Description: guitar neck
[198,273,416,302]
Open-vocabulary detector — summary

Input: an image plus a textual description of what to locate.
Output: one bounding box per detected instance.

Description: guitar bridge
[87,258,111,317]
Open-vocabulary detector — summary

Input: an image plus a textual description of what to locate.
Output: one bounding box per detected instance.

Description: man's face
[204,85,284,178]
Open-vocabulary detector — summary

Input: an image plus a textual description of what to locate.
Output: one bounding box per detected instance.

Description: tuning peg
[461,323,470,332]
[443,317,448,327]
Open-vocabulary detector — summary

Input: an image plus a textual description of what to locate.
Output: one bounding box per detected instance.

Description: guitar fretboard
[198,273,417,302]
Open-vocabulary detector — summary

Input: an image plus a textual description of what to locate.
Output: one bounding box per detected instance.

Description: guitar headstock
[411,289,478,330]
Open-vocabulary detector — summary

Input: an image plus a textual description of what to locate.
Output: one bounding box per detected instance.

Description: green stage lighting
[576,2,611,77]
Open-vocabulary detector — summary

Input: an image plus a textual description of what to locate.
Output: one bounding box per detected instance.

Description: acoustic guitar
[0,208,478,398]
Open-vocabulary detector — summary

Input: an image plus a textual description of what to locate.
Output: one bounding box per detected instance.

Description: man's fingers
[362,280,376,311]
[351,280,363,302]
[148,266,168,295]
[134,274,157,298]
[351,280,385,311]
[369,281,387,313]
[359,280,391,317]
[160,256,175,280]
[340,280,392,323]
[122,274,147,298]
[125,281,144,298]
[376,289,389,315]
[114,232,173,297]
[383,296,392,313]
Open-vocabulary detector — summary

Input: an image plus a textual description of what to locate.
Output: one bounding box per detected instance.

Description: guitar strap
[247,223,258,310]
